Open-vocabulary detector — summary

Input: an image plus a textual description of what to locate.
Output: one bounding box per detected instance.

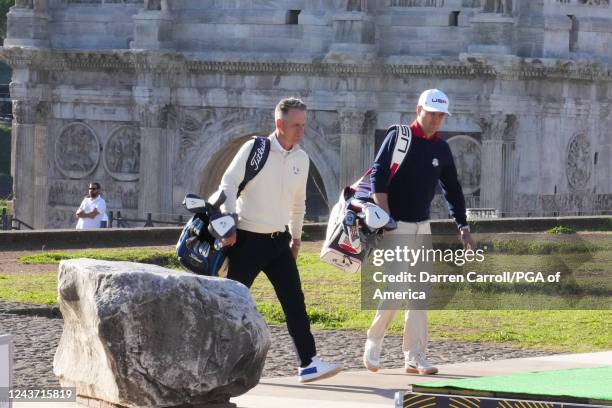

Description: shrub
[547,226,577,235]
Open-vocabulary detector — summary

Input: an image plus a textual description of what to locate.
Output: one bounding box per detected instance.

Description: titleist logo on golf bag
[238,136,271,198]
[250,142,267,171]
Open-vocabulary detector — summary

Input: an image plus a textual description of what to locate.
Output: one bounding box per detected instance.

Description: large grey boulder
[53,259,270,408]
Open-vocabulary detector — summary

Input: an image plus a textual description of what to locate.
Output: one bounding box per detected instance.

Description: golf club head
[183,193,208,213]
[362,203,389,230]
[208,213,237,241]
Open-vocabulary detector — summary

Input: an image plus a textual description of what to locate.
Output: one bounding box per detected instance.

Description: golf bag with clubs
[176,136,271,276]
[176,190,237,277]
[320,124,412,273]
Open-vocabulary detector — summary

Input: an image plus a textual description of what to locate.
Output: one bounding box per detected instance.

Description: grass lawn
[3,246,611,352]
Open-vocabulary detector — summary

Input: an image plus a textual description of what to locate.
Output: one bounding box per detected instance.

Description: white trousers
[366,220,431,361]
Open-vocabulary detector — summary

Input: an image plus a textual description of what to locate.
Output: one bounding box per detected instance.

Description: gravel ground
[0,301,558,388]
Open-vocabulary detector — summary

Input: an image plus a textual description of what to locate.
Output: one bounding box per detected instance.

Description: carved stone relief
[447,135,482,195]
[104,126,141,181]
[137,105,163,128]
[48,181,89,207]
[48,180,139,210]
[566,133,592,191]
[54,122,100,179]
[513,193,612,215]
[479,114,508,141]
[36,102,50,123]
[160,104,179,129]
[173,108,274,186]
[12,100,36,125]
[178,113,205,161]
[106,183,139,209]
[338,111,367,135]
[47,208,76,229]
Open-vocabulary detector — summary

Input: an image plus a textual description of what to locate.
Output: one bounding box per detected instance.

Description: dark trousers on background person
[227,228,317,367]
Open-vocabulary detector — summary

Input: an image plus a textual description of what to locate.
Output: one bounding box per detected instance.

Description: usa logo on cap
[418,89,451,116]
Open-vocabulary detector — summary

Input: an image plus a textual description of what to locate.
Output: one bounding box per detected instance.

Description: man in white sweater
[218,97,342,383]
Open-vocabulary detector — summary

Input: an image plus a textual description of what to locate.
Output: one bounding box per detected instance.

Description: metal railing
[108,211,186,228]
[1,208,34,230]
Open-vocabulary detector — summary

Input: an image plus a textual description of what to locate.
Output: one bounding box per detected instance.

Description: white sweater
[218,133,309,238]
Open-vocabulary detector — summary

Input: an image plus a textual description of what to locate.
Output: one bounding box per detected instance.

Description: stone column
[338,110,373,189]
[159,104,178,217]
[33,102,50,229]
[479,115,507,211]
[11,100,37,228]
[137,104,165,219]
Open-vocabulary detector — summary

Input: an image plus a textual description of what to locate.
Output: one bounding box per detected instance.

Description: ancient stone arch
[178,109,338,208]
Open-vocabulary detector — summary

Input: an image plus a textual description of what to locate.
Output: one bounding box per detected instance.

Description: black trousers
[227,229,316,367]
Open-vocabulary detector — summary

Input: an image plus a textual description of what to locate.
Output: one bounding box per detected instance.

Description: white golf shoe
[298,356,343,383]
[363,339,382,372]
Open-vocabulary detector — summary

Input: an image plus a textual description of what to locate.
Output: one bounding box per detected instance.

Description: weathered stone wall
[1,0,611,229]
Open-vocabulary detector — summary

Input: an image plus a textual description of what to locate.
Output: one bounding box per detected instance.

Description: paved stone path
[0,301,558,388]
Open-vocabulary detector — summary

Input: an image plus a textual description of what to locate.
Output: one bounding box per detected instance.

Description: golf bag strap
[349,124,412,191]
[237,136,271,198]
[389,124,412,179]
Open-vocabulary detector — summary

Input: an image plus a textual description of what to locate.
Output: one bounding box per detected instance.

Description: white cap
[417,89,451,115]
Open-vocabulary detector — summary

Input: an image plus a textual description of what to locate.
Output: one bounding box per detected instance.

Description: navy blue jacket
[371,122,468,228]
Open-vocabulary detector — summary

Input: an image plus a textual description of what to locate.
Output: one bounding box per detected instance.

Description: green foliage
[0,198,8,214]
[547,226,577,235]
[0,1,12,44]
[489,239,601,255]
[0,123,11,199]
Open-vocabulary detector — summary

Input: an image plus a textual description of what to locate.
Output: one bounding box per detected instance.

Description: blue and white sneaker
[298,356,343,383]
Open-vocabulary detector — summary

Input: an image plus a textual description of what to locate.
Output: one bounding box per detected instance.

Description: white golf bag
[320,188,396,273]
[320,124,411,273]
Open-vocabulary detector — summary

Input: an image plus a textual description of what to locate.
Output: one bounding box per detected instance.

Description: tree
[0,0,13,45]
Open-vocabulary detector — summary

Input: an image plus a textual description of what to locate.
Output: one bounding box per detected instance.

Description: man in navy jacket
[363,89,474,375]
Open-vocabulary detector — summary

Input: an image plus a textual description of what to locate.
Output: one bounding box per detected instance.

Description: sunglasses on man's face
[88,187,99,190]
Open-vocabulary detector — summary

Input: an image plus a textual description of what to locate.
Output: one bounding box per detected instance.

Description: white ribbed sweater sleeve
[217,139,254,214]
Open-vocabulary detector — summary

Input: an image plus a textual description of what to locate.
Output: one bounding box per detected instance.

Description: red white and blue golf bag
[320,124,412,273]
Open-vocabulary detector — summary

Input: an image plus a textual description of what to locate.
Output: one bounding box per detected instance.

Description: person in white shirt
[75,182,107,229]
[218,97,342,383]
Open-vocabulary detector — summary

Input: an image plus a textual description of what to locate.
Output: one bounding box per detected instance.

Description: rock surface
[53,259,270,408]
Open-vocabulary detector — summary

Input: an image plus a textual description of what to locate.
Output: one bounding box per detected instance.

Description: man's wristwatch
[459,225,471,233]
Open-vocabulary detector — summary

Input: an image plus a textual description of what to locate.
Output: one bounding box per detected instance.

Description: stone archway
[178,109,338,217]
[198,136,252,198]
[199,138,331,221]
